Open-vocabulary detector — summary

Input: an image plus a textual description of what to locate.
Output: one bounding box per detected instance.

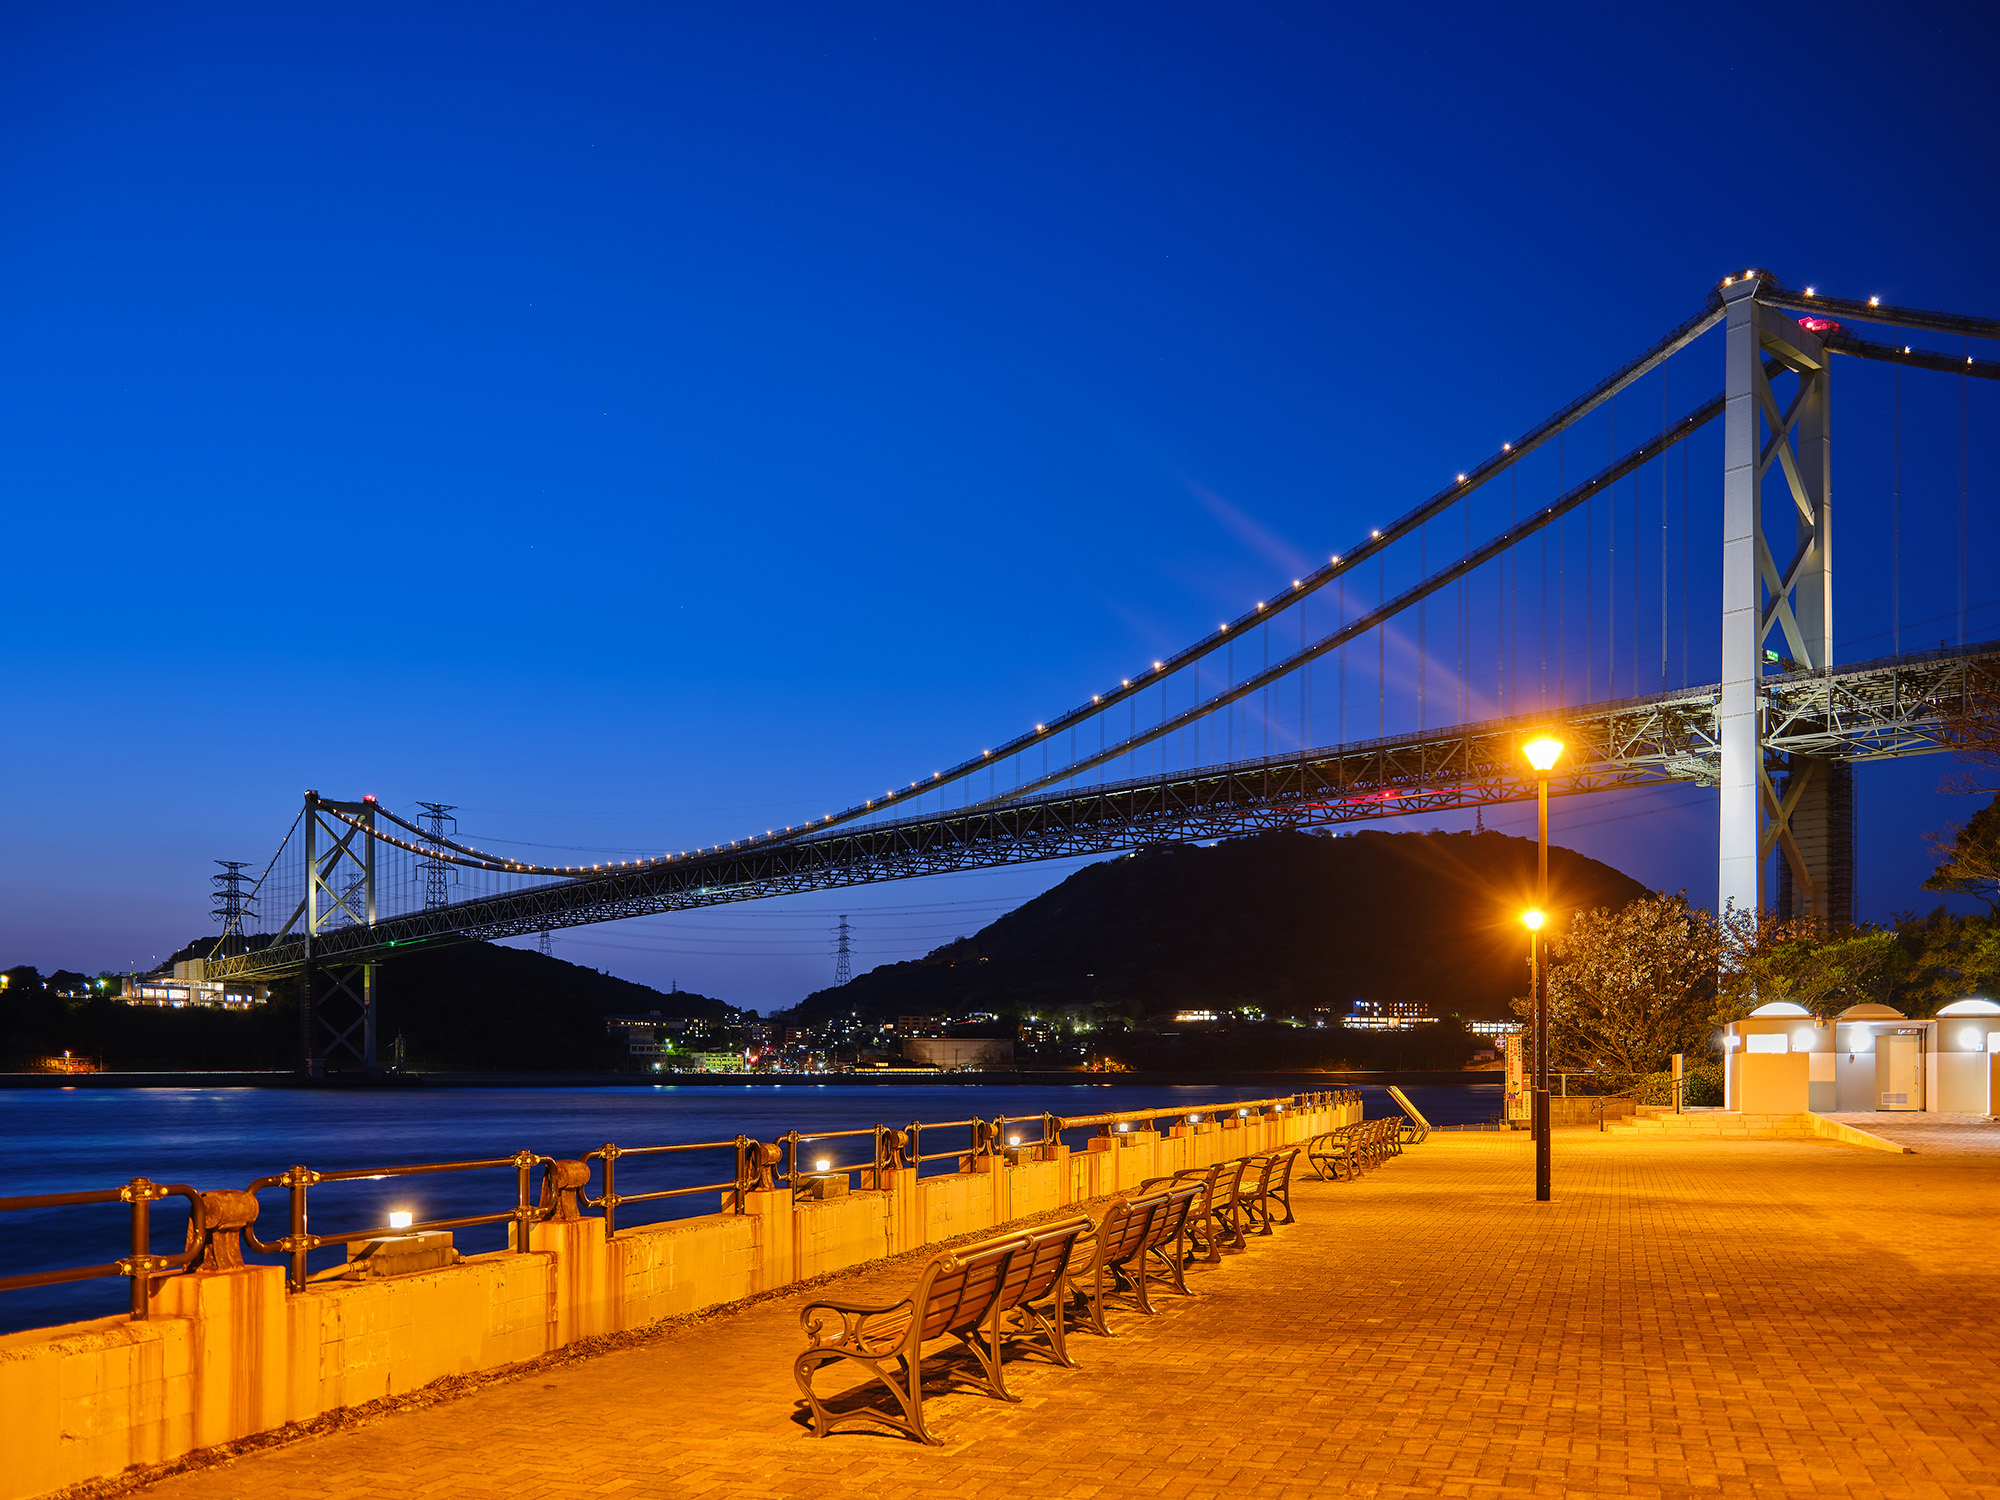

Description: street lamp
[1522,734,1564,1203]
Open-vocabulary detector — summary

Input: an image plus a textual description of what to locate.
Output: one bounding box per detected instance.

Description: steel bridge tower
[1719,275,1848,924]
[301,792,380,1076]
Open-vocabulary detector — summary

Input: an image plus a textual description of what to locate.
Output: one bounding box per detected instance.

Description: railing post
[126,1176,153,1320]
[287,1166,311,1291]
[732,1136,749,1213]
[514,1150,536,1252]
[601,1143,619,1241]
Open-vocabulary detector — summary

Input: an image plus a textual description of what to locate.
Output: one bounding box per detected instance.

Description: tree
[1715,912,1902,1021]
[1923,795,2000,915]
[1521,893,1721,1073]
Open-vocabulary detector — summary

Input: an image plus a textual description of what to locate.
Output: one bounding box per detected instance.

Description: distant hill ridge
[784,829,1648,1025]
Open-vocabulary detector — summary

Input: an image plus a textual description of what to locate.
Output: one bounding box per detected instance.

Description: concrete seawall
[0,1101,1351,1500]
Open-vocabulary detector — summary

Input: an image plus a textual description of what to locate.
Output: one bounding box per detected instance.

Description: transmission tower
[537,930,554,957]
[212,861,257,940]
[833,915,853,987]
[414,802,458,911]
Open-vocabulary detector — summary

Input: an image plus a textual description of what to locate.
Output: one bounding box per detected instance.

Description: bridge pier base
[1773,755,1855,928]
[302,963,377,1077]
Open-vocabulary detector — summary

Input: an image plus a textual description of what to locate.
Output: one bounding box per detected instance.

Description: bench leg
[1013,1293,1078,1368]
[1067,1268,1116,1338]
[958,1320,1018,1404]
[795,1348,942,1446]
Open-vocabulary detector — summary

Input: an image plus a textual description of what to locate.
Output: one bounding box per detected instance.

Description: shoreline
[0,1067,1501,1090]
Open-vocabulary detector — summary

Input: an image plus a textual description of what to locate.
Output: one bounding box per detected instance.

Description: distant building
[1343,1000,1438,1030]
[604,1012,689,1058]
[1017,1021,1055,1045]
[896,1015,946,1038]
[901,1036,1015,1071]
[122,977,263,1010]
[1468,1019,1523,1037]
[684,1050,749,1073]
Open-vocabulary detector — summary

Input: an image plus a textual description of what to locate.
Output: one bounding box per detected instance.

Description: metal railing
[0,1091,1354,1319]
[0,1179,207,1319]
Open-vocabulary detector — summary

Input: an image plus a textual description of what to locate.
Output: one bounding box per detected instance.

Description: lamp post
[1522,734,1564,1203]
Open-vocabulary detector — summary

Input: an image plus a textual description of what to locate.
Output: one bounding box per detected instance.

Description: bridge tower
[300,791,379,1076]
[1719,275,1848,924]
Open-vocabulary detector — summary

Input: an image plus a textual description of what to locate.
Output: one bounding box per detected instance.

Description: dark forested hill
[785,829,1649,1026]
[2,943,733,1073]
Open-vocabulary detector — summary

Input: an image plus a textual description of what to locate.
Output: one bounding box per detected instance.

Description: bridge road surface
[127,1127,2000,1500]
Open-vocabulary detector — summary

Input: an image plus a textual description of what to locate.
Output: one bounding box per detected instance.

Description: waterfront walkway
[126,1125,2000,1500]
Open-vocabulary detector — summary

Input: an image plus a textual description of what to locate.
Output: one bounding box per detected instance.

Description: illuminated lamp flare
[1522,909,1546,932]
[1522,736,1564,772]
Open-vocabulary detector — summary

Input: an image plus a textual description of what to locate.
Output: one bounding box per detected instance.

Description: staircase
[1602,1106,1818,1140]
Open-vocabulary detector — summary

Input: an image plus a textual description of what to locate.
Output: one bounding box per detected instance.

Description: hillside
[4,942,733,1073]
[786,829,1649,1026]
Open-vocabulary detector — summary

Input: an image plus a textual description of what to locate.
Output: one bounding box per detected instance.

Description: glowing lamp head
[1523,736,1564,772]
[1116,1121,1129,1132]
[387,1210,413,1231]
[1522,909,1546,932]
[814,1158,831,1173]
[1007,1134,1021,1147]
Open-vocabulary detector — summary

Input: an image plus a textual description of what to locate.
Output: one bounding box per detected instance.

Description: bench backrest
[1099,1192,1163,1265]
[994,1215,1093,1312]
[1210,1155,1250,1205]
[1268,1146,1299,1190]
[917,1235,1021,1341]
[1142,1182,1202,1251]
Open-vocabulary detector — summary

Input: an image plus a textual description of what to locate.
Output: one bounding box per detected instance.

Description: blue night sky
[4,2,1996,1010]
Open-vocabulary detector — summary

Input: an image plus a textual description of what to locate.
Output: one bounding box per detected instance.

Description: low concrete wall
[0,1100,1352,1500]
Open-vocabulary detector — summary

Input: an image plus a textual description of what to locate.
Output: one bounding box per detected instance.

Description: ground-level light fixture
[814,1158,831,1173]
[388,1210,414,1231]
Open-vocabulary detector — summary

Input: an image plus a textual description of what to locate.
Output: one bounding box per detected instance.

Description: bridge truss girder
[200,644,1999,984]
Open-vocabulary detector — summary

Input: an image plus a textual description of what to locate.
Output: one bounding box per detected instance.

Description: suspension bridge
[192,268,2000,1072]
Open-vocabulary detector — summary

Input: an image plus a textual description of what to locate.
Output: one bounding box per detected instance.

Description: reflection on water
[0,1080,1498,1333]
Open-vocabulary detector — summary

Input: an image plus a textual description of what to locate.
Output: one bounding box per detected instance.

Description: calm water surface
[0,1081,1498,1332]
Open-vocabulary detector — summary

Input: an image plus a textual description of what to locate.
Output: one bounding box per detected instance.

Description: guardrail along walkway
[115,1124,2000,1500]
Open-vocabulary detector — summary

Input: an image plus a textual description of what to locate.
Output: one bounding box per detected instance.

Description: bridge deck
[208,641,2000,980]
[125,1125,2000,1500]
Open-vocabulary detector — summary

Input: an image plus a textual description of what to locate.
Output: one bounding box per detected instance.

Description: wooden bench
[1151,1156,1250,1262]
[1305,1127,1357,1182]
[1132,1180,1203,1305]
[1239,1147,1299,1234]
[987,1214,1094,1384]
[1063,1190,1168,1337]
[793,1216,1089,1444]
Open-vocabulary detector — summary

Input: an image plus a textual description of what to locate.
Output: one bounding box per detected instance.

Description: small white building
[1724,998,2000,1116]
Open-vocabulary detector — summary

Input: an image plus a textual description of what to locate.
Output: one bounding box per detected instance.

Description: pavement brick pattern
[126,1127,2000,1500]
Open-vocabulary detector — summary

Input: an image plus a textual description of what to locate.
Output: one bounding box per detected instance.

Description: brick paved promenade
[125,1127,2000,1500]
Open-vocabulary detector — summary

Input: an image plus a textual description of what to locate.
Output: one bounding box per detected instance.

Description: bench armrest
[799,1296,913,1345]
